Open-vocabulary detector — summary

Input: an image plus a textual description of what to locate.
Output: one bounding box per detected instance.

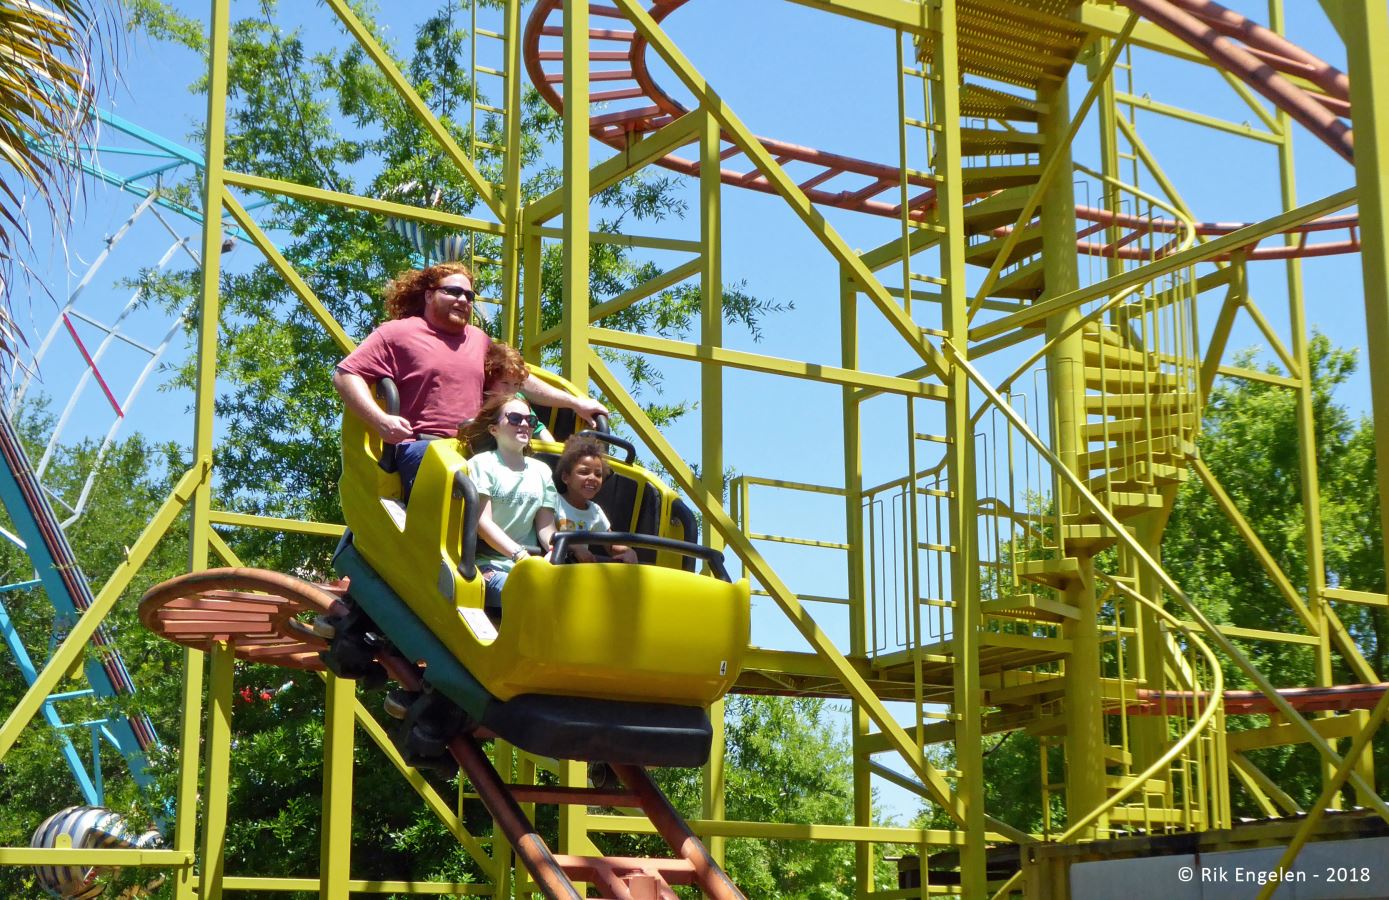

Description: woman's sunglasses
[434,285,476,303]
[500,412,541,429]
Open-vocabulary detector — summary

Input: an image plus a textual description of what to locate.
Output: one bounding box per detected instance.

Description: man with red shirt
[333,261,605,496]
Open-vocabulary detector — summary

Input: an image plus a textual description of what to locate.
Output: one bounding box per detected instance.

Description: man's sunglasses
[434,285,476,302]
[500,412,541,429]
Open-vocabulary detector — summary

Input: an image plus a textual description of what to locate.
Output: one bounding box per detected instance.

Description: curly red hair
[484,341,530,392]
[383,261,473,320]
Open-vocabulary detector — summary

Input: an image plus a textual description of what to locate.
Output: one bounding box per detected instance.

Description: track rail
[522,0,1362,262]
[141,568,746,899]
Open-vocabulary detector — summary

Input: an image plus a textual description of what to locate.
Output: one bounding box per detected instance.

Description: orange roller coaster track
[524,0,1362,261]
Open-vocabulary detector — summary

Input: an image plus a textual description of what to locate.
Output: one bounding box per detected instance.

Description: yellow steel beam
[1115,92,1283,143]
[320,673,355,898]
[970,186,1357,341]
[179,0,234,890]
[530,257,700,349]
[1238,294,1301,377]
[1326,587,1389,608]
[1227,711,1365,752]
[223,171,504,236]
[558,1,593,871]
[0,461,205,762]
[1217,69,1285,134]
[1271,0,1339,787]
[781,0,929,34]
[698,107,728,863]
[583,815,1010,845]
[612,0,949,382]
[1214,365,1300,389]
[220,877,493,894]
[199,641,235,899]
[222,191,355,355]
[588,327,947,399]
[929,0,987,881]
[1230,752,1301,816]
[532,226,701,253]
[0,848,192,865]
[524,111,702,226]
[209,509,346,538]
[1200,263,1245,396]
[500,0,524,346]
[172,643,205,900]
[1191,456,1378,683]
[1332,0,1389,634]
[1173,621,1319,646]
[323,0,502,218]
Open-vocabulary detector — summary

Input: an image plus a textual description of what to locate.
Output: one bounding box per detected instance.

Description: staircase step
[1082,413,1199,441]
[992,257,1046,299]
[1094,489,1166,518]
[962,186,1032,232]
[1084,392,1194,416]
[959,127,1044,157]
[1088,460,1189,493]
[960,84,1048,122]
[1062,523,1118,552]
[1084,366,1185,391]
[1081,339,1153,368]
[1018,556,1081,588]
[965,224,1045,269]
[960,164,1042,192]
[1107,775,1169,795]
[981,593,1079,623]
[1079,434,1197,472]
[1082,321,1130,349]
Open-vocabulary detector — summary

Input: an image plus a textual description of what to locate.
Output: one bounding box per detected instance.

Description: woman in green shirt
[463,393,558,618]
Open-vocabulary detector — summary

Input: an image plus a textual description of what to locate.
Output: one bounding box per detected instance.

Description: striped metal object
[30,806,161,899]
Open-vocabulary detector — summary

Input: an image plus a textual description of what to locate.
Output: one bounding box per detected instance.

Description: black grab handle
[377,376,402,474]
[550,531,730,582]
[452,470,481,580]
[574,429,635,464]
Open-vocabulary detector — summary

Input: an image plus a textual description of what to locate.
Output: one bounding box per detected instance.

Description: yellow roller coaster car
[329,370,749,768]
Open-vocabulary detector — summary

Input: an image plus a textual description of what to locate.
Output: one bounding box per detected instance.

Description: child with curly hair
[552,435,637,564]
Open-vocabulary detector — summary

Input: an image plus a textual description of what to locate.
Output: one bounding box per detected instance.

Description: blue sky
[11,0,1376,823]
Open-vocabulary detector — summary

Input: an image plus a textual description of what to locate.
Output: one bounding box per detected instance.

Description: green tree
[1162,334,1386,813]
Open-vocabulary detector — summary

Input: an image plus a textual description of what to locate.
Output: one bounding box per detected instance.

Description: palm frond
[0,0,121,359]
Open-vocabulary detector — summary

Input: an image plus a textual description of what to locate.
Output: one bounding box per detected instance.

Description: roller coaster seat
[339,378,749,708]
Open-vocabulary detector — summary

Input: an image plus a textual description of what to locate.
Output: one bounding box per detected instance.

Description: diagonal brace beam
[1191,457,1378,684]
[612,0,948,382]
[323,0,502,219]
